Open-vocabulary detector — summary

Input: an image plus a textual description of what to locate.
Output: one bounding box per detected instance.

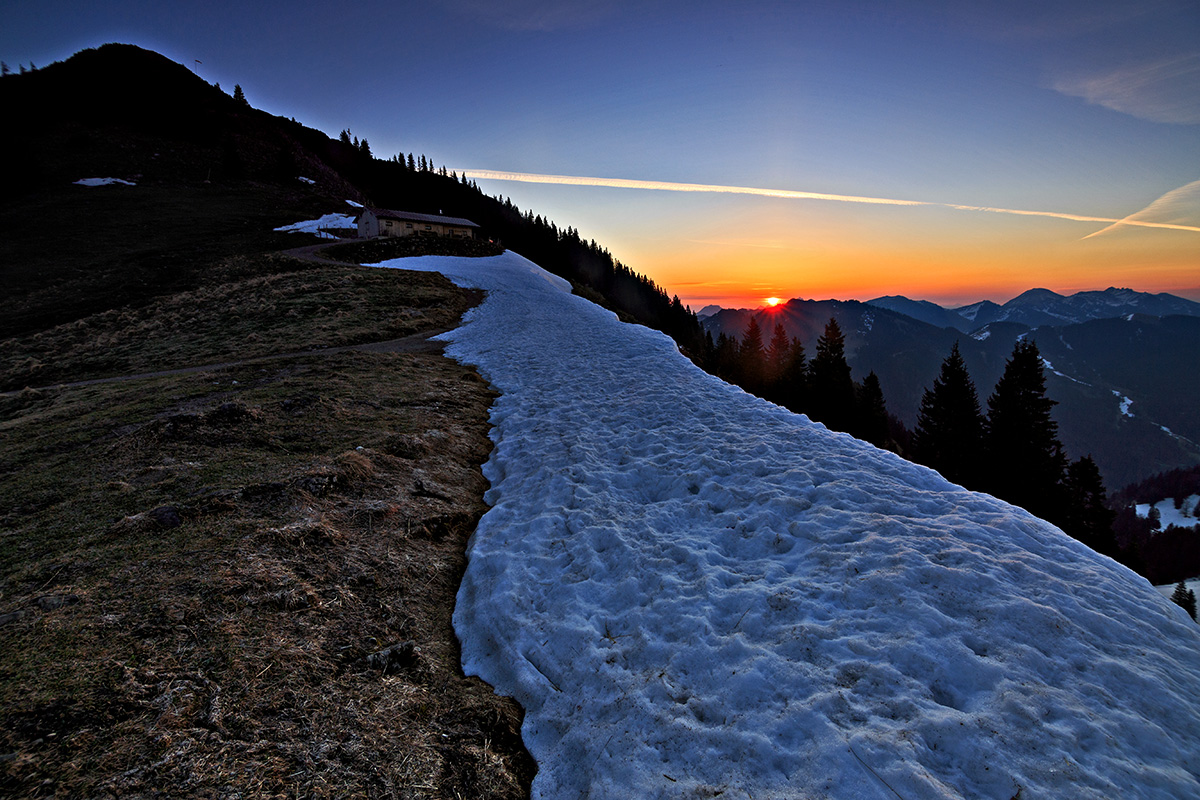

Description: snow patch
[273,213,357,239]
[970,328,991,341]
[1112,390,1135,418]
[380,252,1200,799]
[345,199,364,208]
[1139,497,1200,530]
[296,176,316,185]
[1157,576,1200,600]
[1040,357,1090,386]
[74,177,135,186]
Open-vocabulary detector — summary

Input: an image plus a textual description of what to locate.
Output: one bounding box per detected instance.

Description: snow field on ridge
[378,252,1200,799]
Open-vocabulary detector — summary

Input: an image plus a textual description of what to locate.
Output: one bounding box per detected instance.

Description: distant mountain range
[701,289,1200,488]
[867,287,1200,332]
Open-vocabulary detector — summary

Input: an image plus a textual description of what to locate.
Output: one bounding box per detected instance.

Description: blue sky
[4,0,1197,307]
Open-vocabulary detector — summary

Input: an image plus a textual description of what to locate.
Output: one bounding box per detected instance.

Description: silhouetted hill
[0,44,701,350]
[866,295,974,331]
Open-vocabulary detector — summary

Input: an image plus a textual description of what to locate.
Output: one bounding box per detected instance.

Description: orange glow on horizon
[633,216,1200,311]
[765,297,783,307]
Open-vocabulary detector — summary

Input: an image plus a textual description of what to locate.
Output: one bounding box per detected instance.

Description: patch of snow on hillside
[345,199,364,208]
[378,252,1200,799]
[1138,497,1200,530]
[1157,577,1200,601]
[296,176,316,185]
[74,177,135,186]
[971,328,991,341]
[1113,390,1135,418]
[1040,357,1090,386]
[274,213,357,239]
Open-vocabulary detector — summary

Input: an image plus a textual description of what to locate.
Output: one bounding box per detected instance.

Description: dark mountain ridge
[863,286,1200,332]
[1,43,702,352]
[703,302,1200,487]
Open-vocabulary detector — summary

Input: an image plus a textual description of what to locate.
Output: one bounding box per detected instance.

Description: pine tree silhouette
[778,336,809,414]
[738,317,766,391]
[233,83,248,105]
[809,318,855,432]
[1171,581,1197,620]
[984,339,1067,521]
[912,342,986,488]
[766,323,791,385]
[855,372,889,447]
[1061,455,1117,555]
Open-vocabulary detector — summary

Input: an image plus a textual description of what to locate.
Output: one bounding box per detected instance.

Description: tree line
[320,137,706,354]
[700,317,896,449]
[705,319,1200,606]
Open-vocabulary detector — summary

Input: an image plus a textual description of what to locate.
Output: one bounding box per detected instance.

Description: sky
[3,0,1198,309]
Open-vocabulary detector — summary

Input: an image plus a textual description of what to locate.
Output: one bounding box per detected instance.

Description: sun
[765,297,783,307]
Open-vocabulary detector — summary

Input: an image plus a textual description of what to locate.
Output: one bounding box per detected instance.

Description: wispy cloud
[1053,54,1200,124]
[1083,179,1200,239]
[464,170,1200,235]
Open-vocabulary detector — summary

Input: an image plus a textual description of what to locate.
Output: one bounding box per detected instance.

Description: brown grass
[0,257,477,392]
[0,272,534,797]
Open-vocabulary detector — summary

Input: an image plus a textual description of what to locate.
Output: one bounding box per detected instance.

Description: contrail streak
[463,169,1200,235]
[1081,179,1200,239]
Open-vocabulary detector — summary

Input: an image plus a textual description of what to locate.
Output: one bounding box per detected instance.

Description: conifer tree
[778,336,809,414]
[1171,581,1197,621]
[855,372,889,447]
[809,318,856,432]
[340,129,352,145]
[984,339,1067,521]
[739,316,766,392]
[766,323,791,387]
[359,138,372,158]
[233,83,248,105]
[912,342,985,488]
[407,153,416,170]
[1061,455,1117,555]
[714,332,740,382]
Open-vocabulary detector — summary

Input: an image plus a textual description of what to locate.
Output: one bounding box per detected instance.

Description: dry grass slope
[0,265,534,797]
